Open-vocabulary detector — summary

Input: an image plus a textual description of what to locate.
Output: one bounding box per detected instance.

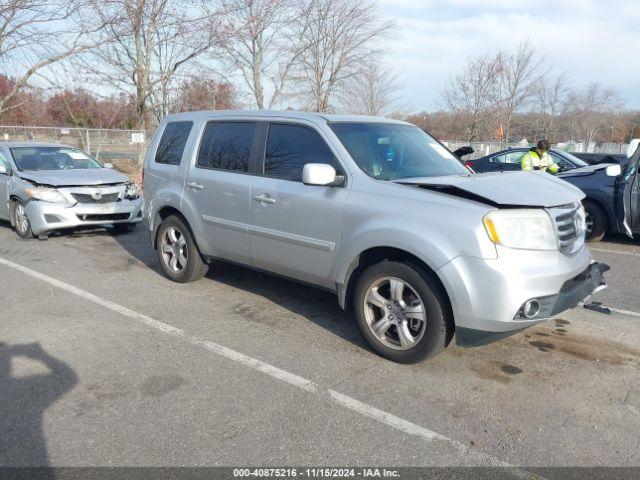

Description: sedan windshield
[330,122,469,180]
[554,150,588,168]
[10,147,102,171]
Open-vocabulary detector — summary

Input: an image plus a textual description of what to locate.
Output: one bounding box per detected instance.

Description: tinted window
[155,121,193,165]
[265,124,339,181]
[197,122,256,172]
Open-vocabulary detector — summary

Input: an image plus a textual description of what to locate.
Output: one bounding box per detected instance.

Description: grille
[550,203,586,255]
[76,213,130,222]
[72,192,120,204]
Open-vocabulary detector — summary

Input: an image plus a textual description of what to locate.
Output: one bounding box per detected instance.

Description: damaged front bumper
[455,262,609,347]
[25,197,143,235]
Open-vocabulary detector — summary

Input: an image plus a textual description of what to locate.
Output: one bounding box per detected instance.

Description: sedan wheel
[13,201,33,239]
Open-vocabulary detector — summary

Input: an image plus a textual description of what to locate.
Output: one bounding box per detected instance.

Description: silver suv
[143,111,607,363]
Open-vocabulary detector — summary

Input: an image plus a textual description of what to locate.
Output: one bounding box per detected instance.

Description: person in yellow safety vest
[521,140,559,174]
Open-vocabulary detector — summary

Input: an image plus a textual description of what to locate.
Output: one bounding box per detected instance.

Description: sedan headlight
[483,209,557,251]
[124,182,140,199]
[25,187,68,203]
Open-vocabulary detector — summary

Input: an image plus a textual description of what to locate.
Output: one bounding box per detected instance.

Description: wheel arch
[582,197,610,229]
[340,246,455,345]
[153,206,203,257]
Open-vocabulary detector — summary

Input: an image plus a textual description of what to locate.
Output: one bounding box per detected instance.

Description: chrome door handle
[187,182,204,190]
[253,194,276,204]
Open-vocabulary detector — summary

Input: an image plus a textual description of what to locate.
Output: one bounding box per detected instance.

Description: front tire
[353,261,449,363]
[12,200,33,239]
[583,201,607,242]
[156,215,208,283]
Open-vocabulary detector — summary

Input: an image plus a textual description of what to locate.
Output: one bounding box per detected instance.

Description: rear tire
[12,200,33,239]
[353,261,449,364]
[156,215,208,283]
[584,201,607,242]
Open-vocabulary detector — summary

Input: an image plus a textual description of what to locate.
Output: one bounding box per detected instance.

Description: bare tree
[81,0,218,129]
[440,53,502,142]
[0,0,102,114]
[217,0,303,109]
[293,0,393,113]
[340,60,400,116]
[497,41,542,141]
[535,73,569,141]
[564,83,623,146]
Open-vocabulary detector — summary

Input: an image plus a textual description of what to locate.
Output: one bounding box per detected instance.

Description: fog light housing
[523,299,541,319]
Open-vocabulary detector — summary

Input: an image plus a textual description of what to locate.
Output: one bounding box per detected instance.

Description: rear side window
[197,122,256,172]
[0,150,10,171]
[155,122,193,165]
[265,124,339,182]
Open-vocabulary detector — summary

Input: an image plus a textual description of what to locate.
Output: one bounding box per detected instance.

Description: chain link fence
[0,125,149,183]
[1,125,632,176]
[442,140,632,160]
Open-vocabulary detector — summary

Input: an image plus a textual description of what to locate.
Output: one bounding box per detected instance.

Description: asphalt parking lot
[1,221,640,471]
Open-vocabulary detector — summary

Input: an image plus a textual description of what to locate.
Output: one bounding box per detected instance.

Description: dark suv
[467,147,640,241]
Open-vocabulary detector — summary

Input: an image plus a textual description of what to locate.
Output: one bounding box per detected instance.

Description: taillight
[466,161,474,168]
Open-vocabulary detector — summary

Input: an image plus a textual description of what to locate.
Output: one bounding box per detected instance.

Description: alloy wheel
[362,276,427,350]
[14,203,29,236]
[160,226,188,273]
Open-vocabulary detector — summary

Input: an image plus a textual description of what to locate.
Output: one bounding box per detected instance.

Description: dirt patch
[525,326,640,365]
[555,319,571,326]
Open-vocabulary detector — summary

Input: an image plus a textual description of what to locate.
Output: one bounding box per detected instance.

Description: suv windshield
[10,147,102,171]
[330,122,469,180]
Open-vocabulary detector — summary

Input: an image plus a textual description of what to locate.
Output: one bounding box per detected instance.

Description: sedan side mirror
[302,163,344,187]
[104,162,114,169]
[0,165,7,175]
[605,164,622,177]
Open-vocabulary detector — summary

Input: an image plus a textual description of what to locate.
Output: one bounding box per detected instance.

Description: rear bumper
[25,198,143,234]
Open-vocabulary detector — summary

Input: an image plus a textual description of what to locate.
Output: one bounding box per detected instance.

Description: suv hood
[394,171,584,208]
[18,168,129,187]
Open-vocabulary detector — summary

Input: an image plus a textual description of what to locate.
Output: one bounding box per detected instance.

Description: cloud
[378,0,640,111]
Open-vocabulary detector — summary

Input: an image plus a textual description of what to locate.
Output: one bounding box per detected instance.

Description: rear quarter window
[155,122,193,165]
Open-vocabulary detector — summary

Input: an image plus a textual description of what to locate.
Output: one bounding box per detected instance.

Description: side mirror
[605,164,622,177]
[0,165,6,175]
[302,163,344,187]
[627,139,639,159]
[104,162,114,169]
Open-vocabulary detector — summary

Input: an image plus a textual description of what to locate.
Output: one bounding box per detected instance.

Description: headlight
[124,182,140,199]
[25,187,68,203]
[483,209,557,251]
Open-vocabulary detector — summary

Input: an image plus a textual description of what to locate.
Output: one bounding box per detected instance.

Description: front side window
[329,122,468,180]
[503,151,526,164]
[265,124,340,181]
[0,151,10,171]
[197,122,256,172]
[155,121,193,165]
[10,147,102,171]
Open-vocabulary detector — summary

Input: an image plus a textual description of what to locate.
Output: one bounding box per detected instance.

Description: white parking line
[0,255,534,474]
[609,307,640,318]
[590,247,640,257]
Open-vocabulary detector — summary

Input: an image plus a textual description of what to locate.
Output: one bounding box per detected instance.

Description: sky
[378,0,640,112]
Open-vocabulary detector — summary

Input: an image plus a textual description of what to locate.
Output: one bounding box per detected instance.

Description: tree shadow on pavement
[0,342,78,471]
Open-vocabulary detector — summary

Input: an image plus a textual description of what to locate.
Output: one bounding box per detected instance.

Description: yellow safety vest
[521,150,559,174]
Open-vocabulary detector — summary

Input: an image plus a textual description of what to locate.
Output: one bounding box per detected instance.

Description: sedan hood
[394,171,584,208]
[557,163,613,178]
[18,168,129,187]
